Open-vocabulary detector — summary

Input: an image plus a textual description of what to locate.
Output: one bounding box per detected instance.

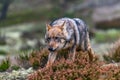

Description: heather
[27,41,120,80]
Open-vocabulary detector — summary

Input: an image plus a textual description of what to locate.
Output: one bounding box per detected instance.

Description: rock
[0,22,45,53]
[0,36,6,45]
[92,3,120,29]
[0,67,33,80]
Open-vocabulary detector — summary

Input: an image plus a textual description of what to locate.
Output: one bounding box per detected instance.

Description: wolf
[45,17,95,67]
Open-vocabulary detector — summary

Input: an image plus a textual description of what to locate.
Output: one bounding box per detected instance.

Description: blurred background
[0,0,120,60]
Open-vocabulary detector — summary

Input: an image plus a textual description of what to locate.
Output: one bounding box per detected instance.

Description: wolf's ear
[60,21,65,30]
[46,24,52,31]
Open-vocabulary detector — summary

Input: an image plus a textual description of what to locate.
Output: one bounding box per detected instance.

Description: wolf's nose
[48,47,55,51]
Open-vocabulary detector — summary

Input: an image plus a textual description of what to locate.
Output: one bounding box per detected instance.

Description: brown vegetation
[9,38,120,80]
[27,47,120,80]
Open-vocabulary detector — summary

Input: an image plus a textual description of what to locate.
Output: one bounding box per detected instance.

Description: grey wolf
[45,17,95,67]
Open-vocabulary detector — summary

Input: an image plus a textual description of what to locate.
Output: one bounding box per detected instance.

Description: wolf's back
[50,17,89,50]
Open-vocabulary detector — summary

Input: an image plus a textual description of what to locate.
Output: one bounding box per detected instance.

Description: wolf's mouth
[48,47,58,52]
[49,49,56,52]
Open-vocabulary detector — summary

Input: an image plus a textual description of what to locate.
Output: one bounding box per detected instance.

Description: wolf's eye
[55,37,59,40]
[54,37,60,42]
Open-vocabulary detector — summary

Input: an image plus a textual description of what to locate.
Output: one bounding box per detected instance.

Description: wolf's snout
[48,47,55,52]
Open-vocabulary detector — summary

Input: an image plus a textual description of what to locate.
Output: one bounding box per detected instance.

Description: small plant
[16,51,31,69]
[103,39,120,62]
[29,48,49,69]
[0,58,10,72]
[16,49,49,69]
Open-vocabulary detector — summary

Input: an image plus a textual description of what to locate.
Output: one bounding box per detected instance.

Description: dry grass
[103,39,120,62]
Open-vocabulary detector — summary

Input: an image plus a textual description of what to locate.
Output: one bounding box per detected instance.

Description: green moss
[0,10,40,27]
[94,29,120,43]
[0,50,7,55]
[0,7,62,27]
[64,12,75,18]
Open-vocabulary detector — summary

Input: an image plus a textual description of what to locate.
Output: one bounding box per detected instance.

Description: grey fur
[49,17,89,51]
[46,17,94,67]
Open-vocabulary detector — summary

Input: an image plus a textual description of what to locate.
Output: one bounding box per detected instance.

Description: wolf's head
[45,22,66,52]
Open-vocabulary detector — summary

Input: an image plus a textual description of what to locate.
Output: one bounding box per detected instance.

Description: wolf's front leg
[46,52,57,68]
